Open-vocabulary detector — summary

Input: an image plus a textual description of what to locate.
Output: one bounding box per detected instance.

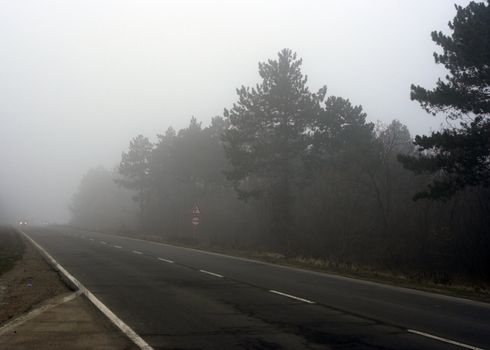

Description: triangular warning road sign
[192,205,201,215]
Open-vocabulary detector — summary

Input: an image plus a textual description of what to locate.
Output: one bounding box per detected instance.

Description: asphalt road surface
[22,226,489,350]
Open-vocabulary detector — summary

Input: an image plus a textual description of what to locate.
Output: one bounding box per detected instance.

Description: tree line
[71,1,490,284]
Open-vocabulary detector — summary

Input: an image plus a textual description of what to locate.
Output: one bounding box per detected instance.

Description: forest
[71,1,490,285]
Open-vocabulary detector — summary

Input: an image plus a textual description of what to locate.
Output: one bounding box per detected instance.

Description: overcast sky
[0,0,472,223]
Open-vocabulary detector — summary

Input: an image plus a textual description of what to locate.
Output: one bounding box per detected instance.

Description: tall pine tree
[117,135,153,225]
[222,49,326,252]
[399,1,490,200]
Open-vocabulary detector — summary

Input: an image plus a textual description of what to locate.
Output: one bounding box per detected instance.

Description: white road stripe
[199,270,224,278]
[18,229,153,350]
[408,329,483,350]
[89,238,94,241]
[100,241,107,244]
[269,290,315,304]
[113,245,122,249]
[132,250,143,255]
[158,258,174,263]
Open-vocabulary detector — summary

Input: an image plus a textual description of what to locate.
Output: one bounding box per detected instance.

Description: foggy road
[23,226,489,350]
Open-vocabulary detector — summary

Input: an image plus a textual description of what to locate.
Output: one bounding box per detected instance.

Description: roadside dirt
[0,226,24,276]
[0,227,68,325]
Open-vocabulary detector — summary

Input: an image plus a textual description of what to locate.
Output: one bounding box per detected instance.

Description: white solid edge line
[114,245,122,249]
[199,269,224,278]
[407,329,483,350]
[269,290,315,304]
[132,250,143,255]
[157,257,174,263]
[19,230,153,350]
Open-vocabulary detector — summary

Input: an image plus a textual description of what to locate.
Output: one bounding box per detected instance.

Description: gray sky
[0,0,472,223]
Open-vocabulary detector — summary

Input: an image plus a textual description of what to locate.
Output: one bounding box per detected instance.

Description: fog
[0,0,472,223]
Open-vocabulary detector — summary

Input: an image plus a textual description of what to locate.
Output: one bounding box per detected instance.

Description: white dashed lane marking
[65,231,488,350]
[76,232,486,350]
[269,290,315,304]
[407,329,483,350]
[199,270,224,278]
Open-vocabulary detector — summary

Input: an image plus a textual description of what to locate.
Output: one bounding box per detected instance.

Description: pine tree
[399,1,490,200]
[117,135,153,224]
[222,49,326,251]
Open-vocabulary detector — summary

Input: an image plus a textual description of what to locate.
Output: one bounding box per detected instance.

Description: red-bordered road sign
[192,204,200,226]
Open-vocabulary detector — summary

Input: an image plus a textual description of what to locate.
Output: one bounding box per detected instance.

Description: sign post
[191,204,200,240]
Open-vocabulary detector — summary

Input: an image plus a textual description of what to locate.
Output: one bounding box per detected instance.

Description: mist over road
[23,226,489,350]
